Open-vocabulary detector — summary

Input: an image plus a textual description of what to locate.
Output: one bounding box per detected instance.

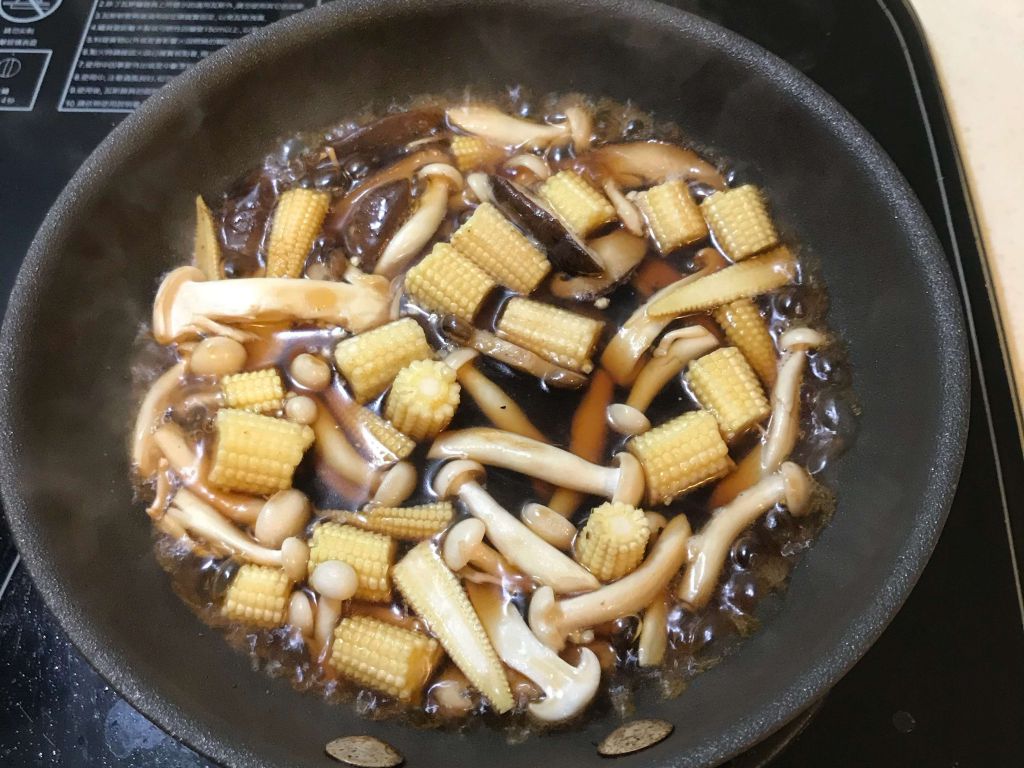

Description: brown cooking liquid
[132,91,858,734]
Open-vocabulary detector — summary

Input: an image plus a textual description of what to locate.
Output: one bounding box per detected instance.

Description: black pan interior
[0,1,967,766]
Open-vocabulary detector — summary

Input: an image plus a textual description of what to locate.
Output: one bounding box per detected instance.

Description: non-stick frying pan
[0,1,968,766]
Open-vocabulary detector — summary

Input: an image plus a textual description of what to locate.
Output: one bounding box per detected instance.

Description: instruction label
[0,47,50,109]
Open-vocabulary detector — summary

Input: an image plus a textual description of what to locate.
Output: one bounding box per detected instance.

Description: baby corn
[540,171,615,236]
[341,404,416,461]
[576,502,651,582]
[714,299,777,387]
[635,179,708,253]
[384,360,461,441]
[701,184,778,261]
[451,135,503,172]
[393,541,514,713]
[334,502,455,540]
[222,564,291,627]
[331,616,442,702]
[647,247,796,318]
[333,318,432,403]
[450,203,550,293]
[208,409,314,495]
[404,242,496,322]
[496,298,604,373]
[687,347,770,440]
[628,410,733,505]
[193,195,222,280]
[308,522,397,603]
[220,368,285,413]
[265,188,331,278]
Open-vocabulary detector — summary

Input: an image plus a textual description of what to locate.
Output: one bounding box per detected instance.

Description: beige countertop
[910,1,1024,408]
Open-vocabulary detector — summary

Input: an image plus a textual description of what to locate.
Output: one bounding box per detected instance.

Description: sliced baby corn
[193,195,222,280]
[539,171,615,236]
[220,368,285,413]
[340,404,416,461]
[308,522,397,603]
[384,360,461,441]
[687,346,770,440]
[222,564,291,627]
[576,502,651,582]
[647,247,796,318]
[628,410,733,505]
[634,179,708,253]
[331,615,443,702]
[265,188,331,278]
[334,502,455,541]
[333,318,433,403]
[404,242,496,322]
[701,184,778,261]
[714,298,777,387]
[496,298,604,373]
[450,202,550,293]
[393,541,514,713]
[208,409,314,495]
[451,135,504,172]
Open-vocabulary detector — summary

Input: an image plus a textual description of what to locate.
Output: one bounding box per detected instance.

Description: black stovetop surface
[2,1,1022,766]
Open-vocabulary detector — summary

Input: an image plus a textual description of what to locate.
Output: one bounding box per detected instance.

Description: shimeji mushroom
[443,350,546,441]
[585,142,726,190]
[152,266,391,345]
[429,428,644,506]
[442,519,519,581]
[528,514,692,650]
[433,460,599,593]
[132,361,186,476]
[677,462,812,609]
[625,325,720,412]
[446,104,570,149]
[548,230,648,302]
[503,153,552,180]
[602,180,644,236]
[520,503,577,551]
[761,328,826,475]
[467,583,601,723]
[605,404,651,437]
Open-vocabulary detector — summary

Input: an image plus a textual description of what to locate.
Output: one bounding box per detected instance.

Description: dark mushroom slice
[549,229,648,301]
[489,176,604,276]
[326,106,446,171]
[327,178,412,272]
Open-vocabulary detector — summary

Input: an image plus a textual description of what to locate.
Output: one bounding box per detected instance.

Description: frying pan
[0,1,968,766]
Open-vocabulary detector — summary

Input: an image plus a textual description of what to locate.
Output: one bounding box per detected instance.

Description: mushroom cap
[442,518,488,571]
[418,163,464,190]
[521,503,577,551]
[255,489,311,548]
[372,461,418,507]
[610,452,646,506]
[527,646,601,723]
[432,459,486,499]
[780,462,813,516]
[152,266,205,344]
[654,325,719,357]
[310,560,359,601]
[780,326,826,352]
[443,348,480,372]
[606,403,651,437]
[527,585,565,650]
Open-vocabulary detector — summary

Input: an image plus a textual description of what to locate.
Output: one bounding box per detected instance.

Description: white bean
[254,489,310,547]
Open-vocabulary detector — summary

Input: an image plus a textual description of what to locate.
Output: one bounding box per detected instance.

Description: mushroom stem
[451,359,546,441]
[312,402,380,495]
[504,154,552,180]
[625,326,720,412]
[145,458,174,520]
[467,583,601,723]
[429,428,644,506]
[442,519,518,579]
[678,463,812,608]
[528,514,692,650]
[313,596,343,660]
[583,142,726,189]
[637,594,669,667]
[761,328,826,475]
[447,105,569,149]
[153,267,391,344]
[708,444,763,509]
[165,488,282,566]
[132,361,186,476]
[433,461,599,594]
[603,180,644,236]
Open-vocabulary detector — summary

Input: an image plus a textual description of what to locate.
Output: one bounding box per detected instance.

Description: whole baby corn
[404,243,496,322]
[222,564,291,627]
[714,299,777,387]
[220,368,285,413]
[634,179,708,254]
[540,170,616,236]
[333,318,432,403]
[450,203,550,293]
[265,188,331,278]
[208,409,314,495]
[628,410,733,505]
[496,298,604,373]
[701,184,778,261]
[686,346,770,441]
[576,502,651,582]
[332,502,455,541]
[384,360,461,441]
[307,522,396,603]
[331,616,443,702]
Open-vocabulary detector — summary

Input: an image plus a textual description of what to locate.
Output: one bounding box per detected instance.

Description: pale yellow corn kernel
[687,347,770,441]
[333,502,455,540]
[405,243,496,322]
[222,564,291,627]
[540,170,616,236]
[576,502,651,582]
[635,180,708,253]
[384,360,461,441]
[220,368,285,413]
[307,522,396,603]
[701,184,778,261]
[265,188,331,278]
[340,404,416,461]
[628,410,733,505]
[331,615,442,702]
[332,318,432,403]
[208,409,314,495]
[648,247,796,318]
[393,542,514,713]
[451,135,503,172]
[193,195,222,280]
[496,298,604,373]
[450,203,550,293]
[714,299,777,388]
